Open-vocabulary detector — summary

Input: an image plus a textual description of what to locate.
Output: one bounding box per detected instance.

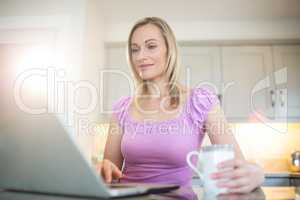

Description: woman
[98,17,264,194]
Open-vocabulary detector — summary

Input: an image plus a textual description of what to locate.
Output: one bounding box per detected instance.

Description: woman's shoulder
[111,96,133,125]
[182,85,218,102]
[187,86,220,125]
[192,86,219,106]
[191,86,219,101]
[112,96,132,113]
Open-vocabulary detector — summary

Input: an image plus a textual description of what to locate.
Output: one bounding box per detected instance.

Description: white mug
[186,144,235,196]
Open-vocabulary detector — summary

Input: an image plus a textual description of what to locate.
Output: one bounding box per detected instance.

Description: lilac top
[112,87,219,186]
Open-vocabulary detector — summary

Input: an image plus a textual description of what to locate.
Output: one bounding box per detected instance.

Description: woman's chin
[139,73,158,81]
[138,70,165,82]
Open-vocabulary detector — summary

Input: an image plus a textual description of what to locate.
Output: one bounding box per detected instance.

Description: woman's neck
[143,77,170,99]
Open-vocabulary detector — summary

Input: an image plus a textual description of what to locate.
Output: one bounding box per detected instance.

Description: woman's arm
[205,104,244,159]
[103,116,124,169]
[205,104,265,194]
[97,116,124,183]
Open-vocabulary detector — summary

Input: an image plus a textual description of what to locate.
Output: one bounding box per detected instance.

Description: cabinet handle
[279,90,284,107]
[217,94,222,102]
[270,90,275,107]
[290,178,294,186]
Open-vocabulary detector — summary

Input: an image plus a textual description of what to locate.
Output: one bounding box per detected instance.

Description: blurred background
[0,0,300,182]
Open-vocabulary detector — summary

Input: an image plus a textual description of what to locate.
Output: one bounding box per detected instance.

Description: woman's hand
[218,187,265,200]
[210,159,265,194]
[96,159,123,184]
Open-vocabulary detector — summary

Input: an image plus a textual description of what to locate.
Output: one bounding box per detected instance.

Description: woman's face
[130,24,168,82]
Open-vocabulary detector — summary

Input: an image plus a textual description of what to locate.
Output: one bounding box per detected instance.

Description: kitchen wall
[0,0,93,159]
[232,123,300,172]
[1,0,299,167]
[91,122,300,172]
[87,1,300,170]
[100,0,300,42]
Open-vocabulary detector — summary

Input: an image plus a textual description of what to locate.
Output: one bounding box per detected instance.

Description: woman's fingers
[111,163,123,179]
[217,158,244,169]
[227,185,254,194]
[213,159,265,194]
[211,168,247,180]
[97,159,123,183]
[218,178,248,188]
[211,158,248,180]
[102,160,113,183]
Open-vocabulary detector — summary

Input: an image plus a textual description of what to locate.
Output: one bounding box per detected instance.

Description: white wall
[1,0,299,162]
[98,0,300,42]
[104,19,300,42]
[0,0,81,16]
[80,0,107,162]
[0,0,86,79]
[0,0,97,161]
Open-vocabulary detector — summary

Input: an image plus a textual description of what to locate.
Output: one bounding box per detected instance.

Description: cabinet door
[290,178,300,186]
[104,45,134,115]
[180,46,221,95]
[263,177,290,186]
[273,45,300,120]
[222,46,274,120]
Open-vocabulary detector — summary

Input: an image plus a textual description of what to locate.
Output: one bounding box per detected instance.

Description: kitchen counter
[192,172,300,179]
[263,172,300,186]
[0,186,299,200]
[192,172,300,186]
[265,172,300,178]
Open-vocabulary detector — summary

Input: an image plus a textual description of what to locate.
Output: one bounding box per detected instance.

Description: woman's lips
[139,64,154,70]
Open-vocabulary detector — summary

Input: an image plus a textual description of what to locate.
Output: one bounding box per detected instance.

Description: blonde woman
[98,17,264,194]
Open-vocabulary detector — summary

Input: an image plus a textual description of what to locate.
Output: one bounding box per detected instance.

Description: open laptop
[0,111,179,198]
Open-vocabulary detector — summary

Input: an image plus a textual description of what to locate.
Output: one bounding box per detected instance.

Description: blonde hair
[127,17,181,108]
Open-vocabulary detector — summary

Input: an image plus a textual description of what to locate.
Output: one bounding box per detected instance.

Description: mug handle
[186,151,204,180]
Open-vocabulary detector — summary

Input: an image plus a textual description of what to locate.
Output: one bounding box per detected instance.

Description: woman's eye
[148,45,157,49]
[131,48,139,53]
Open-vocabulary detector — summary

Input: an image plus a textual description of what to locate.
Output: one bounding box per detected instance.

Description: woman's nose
[136,48,147,61]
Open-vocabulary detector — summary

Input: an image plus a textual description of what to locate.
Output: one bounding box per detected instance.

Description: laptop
[0,111,179,198]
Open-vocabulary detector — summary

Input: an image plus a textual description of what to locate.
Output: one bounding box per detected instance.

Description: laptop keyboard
[107,184,137,189]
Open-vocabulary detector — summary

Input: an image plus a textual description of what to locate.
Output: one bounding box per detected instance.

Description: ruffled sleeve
[112,96,131,128]
[189,87,220,128]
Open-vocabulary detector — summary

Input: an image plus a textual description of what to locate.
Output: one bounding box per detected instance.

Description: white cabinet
[180,45,300,121]
[105,44,300,121]
[103,45,133,113]
[104,45,223,109]
[221,46,274,120]
[273,45,300,120]
[180,46,221,94]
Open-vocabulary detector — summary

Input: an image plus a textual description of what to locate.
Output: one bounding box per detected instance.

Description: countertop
[0,186,299,200]
[192,172,300,179]
[265,172,300,178]
[192,172,300,187]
